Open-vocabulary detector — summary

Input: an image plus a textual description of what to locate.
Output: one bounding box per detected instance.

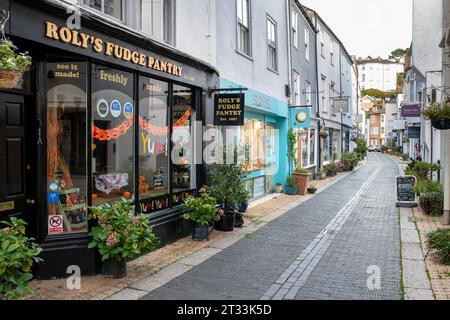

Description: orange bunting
[92,108,192,141]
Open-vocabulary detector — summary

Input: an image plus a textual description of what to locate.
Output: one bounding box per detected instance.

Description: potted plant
[0,39,32,89]
[324,162,338,177]
[275,183,284,193]
[0,218,43,300]
[209,164,248,232]
[341,152,359,171]
[307,183,318,194]
[285,175,298,195]
[293,167,310,195]
[88,198,159,278]
[183,189,220,241]
[422,101,450,130]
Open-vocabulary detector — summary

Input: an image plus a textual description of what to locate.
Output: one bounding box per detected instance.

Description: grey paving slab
[107,288,148,300]
[402,259,432,290]
[141,154,402,300]
[178,247,222,267]
[405,288,434,300]
[401,229,421,244]
[402,243,425,261]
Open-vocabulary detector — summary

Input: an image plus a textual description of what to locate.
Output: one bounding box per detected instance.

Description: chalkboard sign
[396,176,416,203]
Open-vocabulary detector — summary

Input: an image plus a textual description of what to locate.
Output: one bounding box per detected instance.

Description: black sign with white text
[214,93,245,126]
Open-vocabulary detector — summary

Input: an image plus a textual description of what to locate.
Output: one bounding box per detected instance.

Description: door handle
[26,199,35,205]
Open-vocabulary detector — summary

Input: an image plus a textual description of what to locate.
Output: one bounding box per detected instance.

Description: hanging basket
[431,118,450,131]
[0,70,22,89]
[320,131,329,139]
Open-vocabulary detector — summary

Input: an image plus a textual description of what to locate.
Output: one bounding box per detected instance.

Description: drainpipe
[286,0,293,176]
[313,12,322,170]
[443,0,450,225]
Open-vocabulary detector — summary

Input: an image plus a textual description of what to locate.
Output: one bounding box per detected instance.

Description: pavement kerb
[107,158,369,300]
[393,159,435,300]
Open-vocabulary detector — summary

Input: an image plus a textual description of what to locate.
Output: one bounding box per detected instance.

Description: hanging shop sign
[396,176,417,208]
[401,104,421,118]
[290,107,311,129]
[44,21,183,77]
[214,93,245,126]
[332,98,349,114]
[408,126,421,139]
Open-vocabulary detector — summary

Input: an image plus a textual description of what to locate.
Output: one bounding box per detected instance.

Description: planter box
[285,186,298,195]
[293,172,310,195]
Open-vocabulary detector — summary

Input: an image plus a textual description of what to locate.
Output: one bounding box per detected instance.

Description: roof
[302,4,354,64]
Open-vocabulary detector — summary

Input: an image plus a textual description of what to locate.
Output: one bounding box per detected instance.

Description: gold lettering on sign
[0,201,14,213]
[44,21,184,77]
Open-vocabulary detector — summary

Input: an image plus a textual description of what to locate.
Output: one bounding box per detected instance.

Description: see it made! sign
[214,93,245,126]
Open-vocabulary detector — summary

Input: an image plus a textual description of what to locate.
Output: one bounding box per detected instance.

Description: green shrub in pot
[0,218,43,299]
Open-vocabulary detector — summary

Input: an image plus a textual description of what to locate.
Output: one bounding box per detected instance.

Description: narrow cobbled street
[142,153,401,300]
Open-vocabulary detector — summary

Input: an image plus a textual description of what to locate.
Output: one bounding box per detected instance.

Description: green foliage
[324,162,338,175]
[389,48,407,60]
[419,191,444,216]
[426,229,450,264]
[209,164,249,211]
[0,40,32,73]
[287,128,297,168]
[361,88,397,99]
[354,139,368,160]
[286,175,297,187]
[341,152,359,170]
[0,218,43,299]
[183,191,220,225]
[413,180,442,195]
[294,167,309,174]
[405,161,440,182]
[88,198,159,262]
[422,102,450,121]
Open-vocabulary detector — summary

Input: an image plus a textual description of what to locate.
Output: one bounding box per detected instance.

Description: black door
[0,93,34,224]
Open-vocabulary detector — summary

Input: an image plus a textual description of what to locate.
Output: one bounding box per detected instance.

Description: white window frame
[330,41,334,66]
[293,71,300,105]
[82,0,125,22]
[291,9,299,49]
[139,0,174,44]
[298,128,317,168]
[267,15,278,72]
[237,0,252,57]
[305,81,312,106]
[319,28,325,58]
[305,27,310,61]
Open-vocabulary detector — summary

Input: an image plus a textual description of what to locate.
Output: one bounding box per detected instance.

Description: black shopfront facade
[0,0,218,279]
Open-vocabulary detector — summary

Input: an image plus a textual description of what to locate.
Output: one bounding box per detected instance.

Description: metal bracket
[207,87,248,97]
[0,9,10,40]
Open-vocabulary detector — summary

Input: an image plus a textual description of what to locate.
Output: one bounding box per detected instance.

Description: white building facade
[357,57,403,92]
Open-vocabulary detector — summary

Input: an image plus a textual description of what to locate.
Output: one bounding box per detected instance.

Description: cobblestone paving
[141,153,401,300]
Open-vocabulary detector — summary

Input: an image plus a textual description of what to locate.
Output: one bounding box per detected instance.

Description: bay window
[297,128,317,168]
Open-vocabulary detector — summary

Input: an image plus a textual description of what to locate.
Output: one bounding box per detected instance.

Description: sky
[301,0,413,59]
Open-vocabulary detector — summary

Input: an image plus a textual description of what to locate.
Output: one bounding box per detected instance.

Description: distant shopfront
[219,79,289,199]
[0,0,218,278]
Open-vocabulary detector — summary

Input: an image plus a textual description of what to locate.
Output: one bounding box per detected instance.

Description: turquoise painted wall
[220,79,289,186]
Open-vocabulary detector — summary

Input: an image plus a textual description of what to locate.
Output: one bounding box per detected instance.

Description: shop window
[84,0,123,20]
[91,64,134,205]
[46,61,88,235]
[138,76,170,213]
[309,129,316,166]
[172,84,196,206]
[240,119,266,172]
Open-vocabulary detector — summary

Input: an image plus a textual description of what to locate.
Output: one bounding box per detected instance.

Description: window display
[240,119,266,172]
[91,64,134,205]
[172,84,196,205]
[139,76,170,213]
[47,61,88,234]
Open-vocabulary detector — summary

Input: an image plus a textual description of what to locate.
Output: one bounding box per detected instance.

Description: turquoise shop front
[220,79,289,199]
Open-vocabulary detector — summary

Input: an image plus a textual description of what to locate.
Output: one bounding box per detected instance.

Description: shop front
[219,79,288,200]
[0,0,218,278]
[321,120,342,164]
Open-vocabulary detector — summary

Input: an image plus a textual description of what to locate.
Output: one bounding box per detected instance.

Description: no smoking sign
[48,215,64,234]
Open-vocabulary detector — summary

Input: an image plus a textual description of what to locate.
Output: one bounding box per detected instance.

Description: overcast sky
[301,0,412,59]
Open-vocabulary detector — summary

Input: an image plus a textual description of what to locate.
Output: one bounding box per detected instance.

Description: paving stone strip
[261,167,382,300]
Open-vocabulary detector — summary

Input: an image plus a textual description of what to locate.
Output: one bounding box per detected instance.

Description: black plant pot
[215,210,236,232]
[192,222,210,241]
[238,201,249,213]
[307,188,317,194]
[234,213,244,228]
[102,258,127,279]
[431,118,450,130]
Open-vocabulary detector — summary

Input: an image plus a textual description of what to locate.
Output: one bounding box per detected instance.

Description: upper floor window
[330,41,334,66]
[140,0,174,44]
[291,9,298,49]
[305,81,312,106]
[84,0,123,20]
[293,71,300,105]
[305,28,310,61]
[267,16,278,71]
[319,29,325,58]
[237,0,251,56]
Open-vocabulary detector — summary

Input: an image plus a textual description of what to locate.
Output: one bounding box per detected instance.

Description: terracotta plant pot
[293,172,310,195]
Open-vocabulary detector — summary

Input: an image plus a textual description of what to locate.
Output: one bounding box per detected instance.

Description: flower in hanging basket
[320,130,329,139]
[422,102,450,130]
[0,39,32,89]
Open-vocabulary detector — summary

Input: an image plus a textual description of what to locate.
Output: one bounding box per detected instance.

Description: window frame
[266,14,278,72]
[291,8,299,49]
[293,71,300,105]
[139,0,176,45]
[82,0,126,23]
[236,0,252,58]
[305,27,310,62]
